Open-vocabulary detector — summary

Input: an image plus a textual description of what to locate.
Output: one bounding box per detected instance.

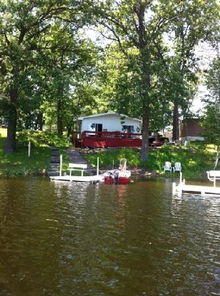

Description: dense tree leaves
[202,52,220,167]
[0,0,218,158]
[0,0,94,153]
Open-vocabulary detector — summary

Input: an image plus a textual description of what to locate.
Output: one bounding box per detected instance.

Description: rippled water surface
[0,178,219,296]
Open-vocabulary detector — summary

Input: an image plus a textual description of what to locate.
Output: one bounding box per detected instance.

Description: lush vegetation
[84,143,217,179]
[0,125,218,179]
[0,0,219,161]
[0,138,50,178]
[0,128,69,177]
[0,0,219,178]
[17,130,70,149]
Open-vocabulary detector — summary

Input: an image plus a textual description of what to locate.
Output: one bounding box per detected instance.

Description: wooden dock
[50,174,104,183]
[172,182,220,197]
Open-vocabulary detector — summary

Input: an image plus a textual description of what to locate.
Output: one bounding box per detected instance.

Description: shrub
[17,130,70,148]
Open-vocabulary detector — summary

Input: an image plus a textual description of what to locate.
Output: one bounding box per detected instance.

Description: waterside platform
[50,174,104,183]
[172,182,220,197]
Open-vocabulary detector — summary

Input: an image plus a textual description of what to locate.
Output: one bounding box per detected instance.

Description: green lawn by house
[0,127,218,179]
[84,143,217,179]
[0,129,51,177]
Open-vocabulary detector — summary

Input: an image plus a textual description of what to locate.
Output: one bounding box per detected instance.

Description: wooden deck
[75,130,142,148]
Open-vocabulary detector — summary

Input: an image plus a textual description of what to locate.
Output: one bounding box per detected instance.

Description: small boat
[103,159,131,184]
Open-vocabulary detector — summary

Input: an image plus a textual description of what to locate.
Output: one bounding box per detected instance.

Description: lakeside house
[73,112,142,148]
[78,112,142,133]
[180,118,204,143]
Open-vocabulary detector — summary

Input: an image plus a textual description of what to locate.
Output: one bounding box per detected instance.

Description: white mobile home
[78,112,141,133]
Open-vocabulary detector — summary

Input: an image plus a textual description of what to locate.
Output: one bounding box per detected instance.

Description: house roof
[78,112,141,122]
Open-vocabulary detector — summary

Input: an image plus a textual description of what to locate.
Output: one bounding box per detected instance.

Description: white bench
[67,163,87,176]
[207,170,220,187]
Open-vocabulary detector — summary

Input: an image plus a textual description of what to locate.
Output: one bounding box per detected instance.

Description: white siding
[81,114,141,133]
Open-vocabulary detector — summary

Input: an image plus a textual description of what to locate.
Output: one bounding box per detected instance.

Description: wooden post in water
[59,154,63,176]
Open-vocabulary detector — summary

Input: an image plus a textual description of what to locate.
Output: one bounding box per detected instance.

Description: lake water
[0,178,219,296]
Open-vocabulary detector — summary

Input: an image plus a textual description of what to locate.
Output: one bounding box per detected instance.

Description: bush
[17,130,70,148]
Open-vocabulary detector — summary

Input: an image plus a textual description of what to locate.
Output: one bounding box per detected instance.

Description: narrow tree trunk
[172,101,179,142]
[4,89,18,154]
[57,100,63,136]
[214,146,219,169]
[37,112,44,131]
[67,126,72,137]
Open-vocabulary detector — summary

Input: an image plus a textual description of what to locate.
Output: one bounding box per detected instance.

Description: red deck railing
[76,131,142,148]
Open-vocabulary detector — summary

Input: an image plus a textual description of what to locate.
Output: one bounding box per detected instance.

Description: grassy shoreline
[0,128,218,179]
[83,144,217,180]
[0,138,51,178]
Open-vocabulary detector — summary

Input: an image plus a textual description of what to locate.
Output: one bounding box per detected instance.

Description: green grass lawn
[84,143,217,179]
[0,134,51,177]
[0,126,218,179]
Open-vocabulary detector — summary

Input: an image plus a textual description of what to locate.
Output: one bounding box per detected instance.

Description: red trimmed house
[73,112,142,148]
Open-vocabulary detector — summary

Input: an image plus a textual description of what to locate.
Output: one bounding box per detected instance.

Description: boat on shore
[103,158,131,184]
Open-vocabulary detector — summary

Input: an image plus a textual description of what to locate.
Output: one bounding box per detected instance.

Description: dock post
[172,182,176,195]
[180,172,183,183]
[96,157,99,176]
[28,141,31,158]
[178,184,182,198]
[59,154,63,176]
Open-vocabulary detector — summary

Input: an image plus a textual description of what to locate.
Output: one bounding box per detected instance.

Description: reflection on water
[0,178,219,296]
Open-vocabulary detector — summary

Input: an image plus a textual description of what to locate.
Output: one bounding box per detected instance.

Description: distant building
[73,112,142,148]
[180,118,204,143]
[78,112,142,134]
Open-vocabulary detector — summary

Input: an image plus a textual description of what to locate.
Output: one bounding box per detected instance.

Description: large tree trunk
[57,100,63,136]
[172,101,179,142]
[140,57,151,161]
[4,89,18,154]
[141,107,150,161]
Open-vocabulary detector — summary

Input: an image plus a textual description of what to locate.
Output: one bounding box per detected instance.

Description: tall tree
[95,0,174,160]
[0,0,91,153]
[94,0,218,159]
[202,47,220,168]
[166,0,218,141]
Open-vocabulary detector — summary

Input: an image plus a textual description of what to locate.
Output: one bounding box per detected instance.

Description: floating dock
[49,155,104,183]
[172,172,220,197]
[50,174,104,183]
[173,182,220,197]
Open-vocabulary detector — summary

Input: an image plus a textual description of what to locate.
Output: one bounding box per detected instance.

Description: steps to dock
[67,149,94,175]
[47,148,60,176]
[47,148,93,177]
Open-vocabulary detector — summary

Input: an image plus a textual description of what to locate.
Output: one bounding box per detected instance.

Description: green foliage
[201,105,220,147]
[17,130,70,149]
[84,148,140,168]
[0,0,98,152]
[0,137,51,178]
[84,143,214,179]
[202,54,220,149]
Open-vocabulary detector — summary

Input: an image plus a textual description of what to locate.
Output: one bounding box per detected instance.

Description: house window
[122,125,134,133]
[91,123,103,132]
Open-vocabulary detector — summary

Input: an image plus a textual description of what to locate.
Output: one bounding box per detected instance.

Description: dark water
[0,178,219,296]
